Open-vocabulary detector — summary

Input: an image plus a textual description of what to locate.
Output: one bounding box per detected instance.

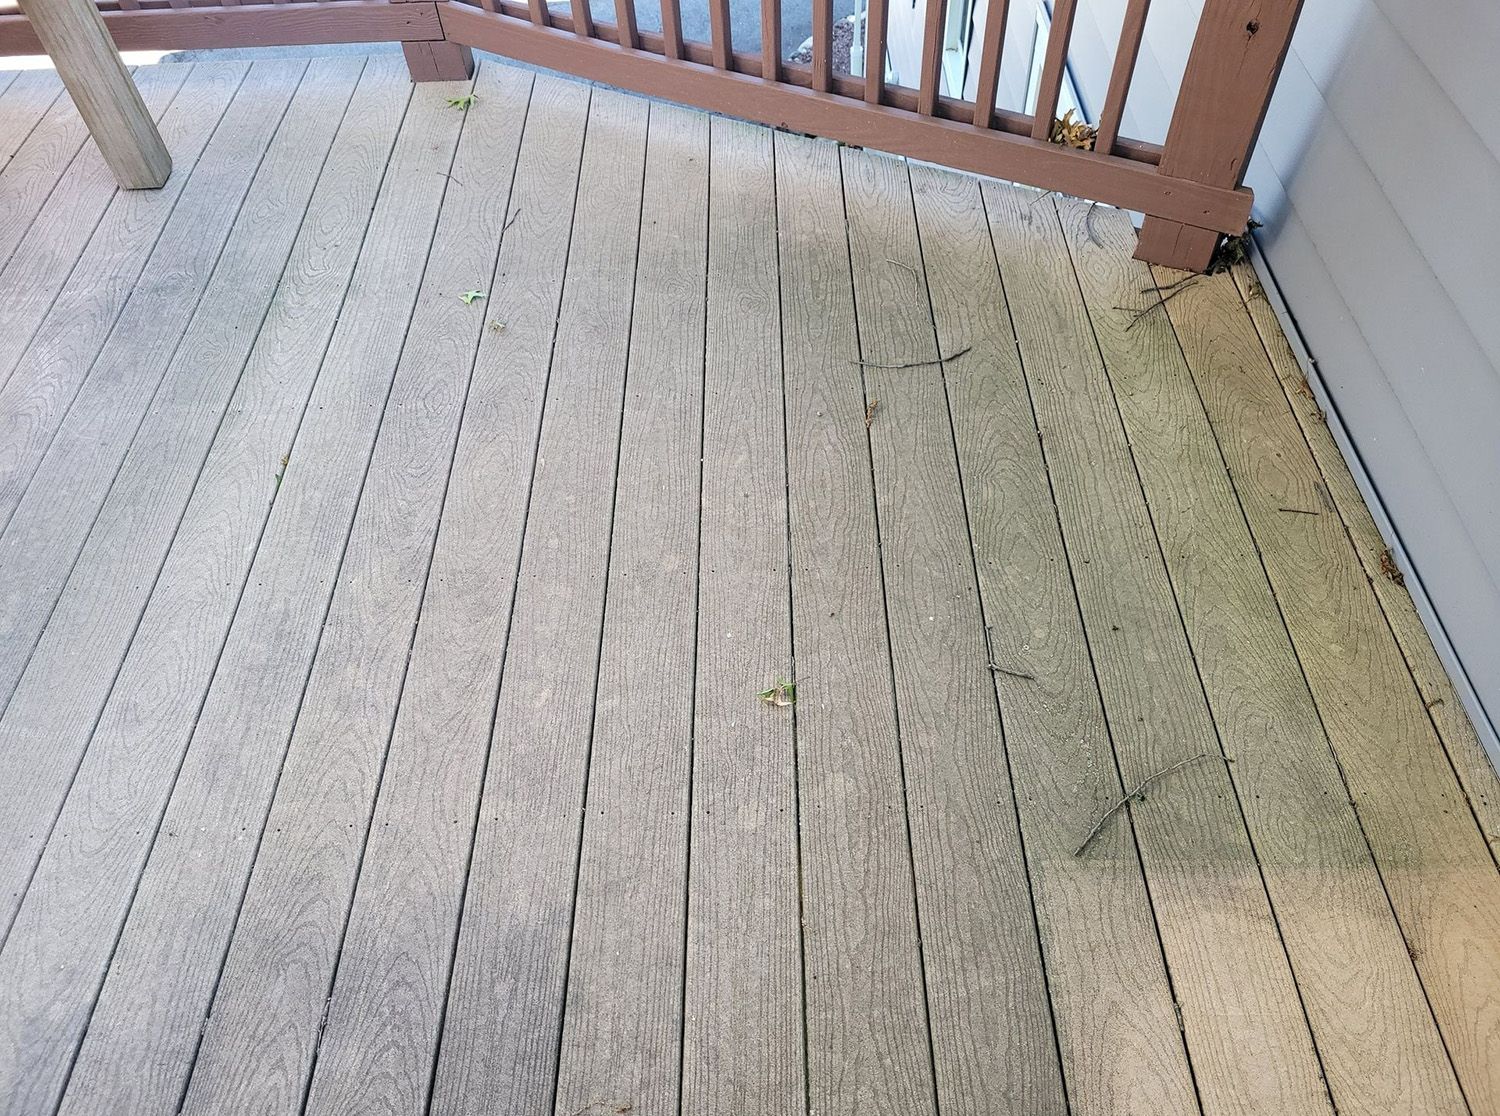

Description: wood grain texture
[15,0,171,187]
[841,146,1065,1116]
[0,59,284,678]
[0,56,359,940]
[0,75,97,275]
[0,69,64,175]
[1231,260,1500,859]
[1156,257,1500,1116]
[551,99,708,1116]
[0,56,363,1116]
[0,64,187,399]
[0,62,242,534]
[176,62,536,1116]
[909,160,1198,1116]
[0,74,455,1116]
[680,115,803,1116]
[983,180,1330,1116]
[421,85,647,1116]
[773,130,935,1116]
[1058,197,1466,1116]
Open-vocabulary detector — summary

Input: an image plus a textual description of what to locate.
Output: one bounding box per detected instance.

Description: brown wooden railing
[0,0,1304,270]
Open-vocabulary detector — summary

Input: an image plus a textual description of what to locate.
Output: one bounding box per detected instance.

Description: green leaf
[459,290,485,305]
[446,93,478,110]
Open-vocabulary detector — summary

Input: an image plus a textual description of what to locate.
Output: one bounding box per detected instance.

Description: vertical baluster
[864,0,889,102]
[812,0,832,91]
[761,0,781,81]
[916,0,948,114]
[709,0,733,68]
[661,0,684,57]
[1094,0,1149,154]
[969,0,1009,126]
[528,0,550,27]
[1029,0,1078,139]
[570,0,594,38]
[615,0,639,48]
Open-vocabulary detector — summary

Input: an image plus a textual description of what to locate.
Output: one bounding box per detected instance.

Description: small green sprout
[459,290,485,305]
[447,93,478,110]
[757,679,796,707]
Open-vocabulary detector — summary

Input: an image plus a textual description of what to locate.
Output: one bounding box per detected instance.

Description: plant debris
[503,208,522,233]
[865,398,880,428]
[1276,506,1319,516]
[1075,753,1217,857]
[1084,200,1102,247]
[273,452,288,490]
[459,290,485,305]
[758,678,796,707]
[1049,109,1097,151]
[446,93,478,110]
[1206,219,1262,274]
[1117,278,1198,330]
[852,345,971,370]
[983,625,1035,681]
[1378,547,1405,586]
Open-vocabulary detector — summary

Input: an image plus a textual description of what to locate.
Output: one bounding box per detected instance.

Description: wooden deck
[0,55,1497,1116]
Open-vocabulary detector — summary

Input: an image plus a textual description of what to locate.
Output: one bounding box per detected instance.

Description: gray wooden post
[16,0,171,189]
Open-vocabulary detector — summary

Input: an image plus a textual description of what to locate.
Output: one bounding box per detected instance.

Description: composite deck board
[1060,198,1468,1116]
[45,78,463,1116]
[0,56,1494,1116]
[1231,262,1500,858]
[839,146,1066,1116]
[0,64,189,398]
[423,86,647,1116]
[0,59,361,1116]
[0,70,62,174]
[176,62,531,1116]
[982,181,1332,1116]
[907,161,1201,1116]
[550,101,708,1116]
[773,130,938,1116]
[681,116,804,1116]
[0,76,452,1116]
[1156,262,1500,1116]
[0,62,243,519]
[0,57,358,943]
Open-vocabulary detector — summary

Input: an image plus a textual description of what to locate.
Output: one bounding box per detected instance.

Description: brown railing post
[1134,0,1302,271]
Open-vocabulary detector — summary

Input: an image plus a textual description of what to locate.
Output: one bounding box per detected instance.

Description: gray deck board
[0,56,1494,1116]
[425,85,648,1116]
[774,130,938,1116]
[681,115,803,1116]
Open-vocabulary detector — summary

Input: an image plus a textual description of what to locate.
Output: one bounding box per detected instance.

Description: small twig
[852,345,971,370]
[983,625,1035,681]
[1276,506,1319,516]
[1117,280,1198,331]
[1084,200,1101,248]
[864,398,880,428]
[886,257,920,281]
[1029,189,1057,209]
[435,171,465,187]
[503,208,522,233]
[1074,753,1214,857]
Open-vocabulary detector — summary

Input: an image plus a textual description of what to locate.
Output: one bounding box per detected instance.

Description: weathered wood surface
[0,57,1495,1116]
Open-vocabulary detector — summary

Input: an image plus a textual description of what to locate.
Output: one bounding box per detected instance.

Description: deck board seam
[833,143,944,1116]
[419,80,595,1116]
[902,160,1075,1116]
[977,182,1209,1116]
[541,93,651,1116]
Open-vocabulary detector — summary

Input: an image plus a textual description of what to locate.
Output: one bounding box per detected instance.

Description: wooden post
[16,0,170,188]
[1134,0,1303,271]
[401,40,476,81]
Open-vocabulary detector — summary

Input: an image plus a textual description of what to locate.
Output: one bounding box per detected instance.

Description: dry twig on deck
[983,625,1036,681]
[1117,278,1199,330]
[865,398,880,428]
[852,345,971,370]
[1074,753,1215,857]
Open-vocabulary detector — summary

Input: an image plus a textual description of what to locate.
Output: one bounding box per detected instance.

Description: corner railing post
[1134,0,1303,271]
[395,0,475,82]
